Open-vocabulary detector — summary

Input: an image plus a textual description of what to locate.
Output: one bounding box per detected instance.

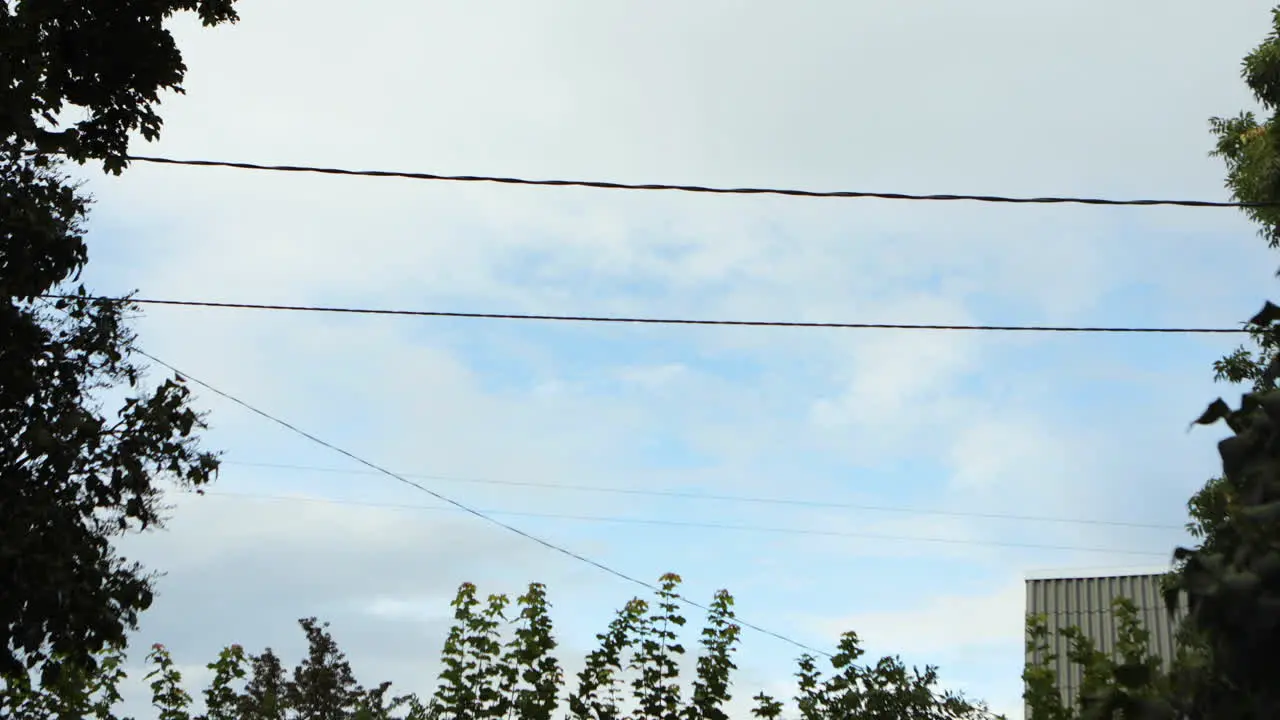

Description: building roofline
[1023,564,1175,581]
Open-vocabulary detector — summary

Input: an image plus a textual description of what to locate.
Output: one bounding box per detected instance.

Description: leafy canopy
[2,577,1003,720]
[1,0,239,172]
[1,0,238,690]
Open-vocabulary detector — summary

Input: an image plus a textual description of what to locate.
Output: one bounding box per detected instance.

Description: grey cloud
[50,5,1280,717]
[115,493,565,663]
[74,0,1277,332]
[154,1,1271,193]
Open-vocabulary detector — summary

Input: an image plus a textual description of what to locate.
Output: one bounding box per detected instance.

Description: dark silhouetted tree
[2,0,238,695]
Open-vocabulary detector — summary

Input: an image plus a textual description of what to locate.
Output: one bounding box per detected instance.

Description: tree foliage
[0,284,220,679]
[1027,304,1280,719]
[1,0,239,172]
[1,156,220,684]
[2,0,238,695]
[1189,308,1280,557]
[1209,8,1280,254]
[757,634,989,720]
[1022,597,1201,720]
[1164,302,1280,719]
[1019,12,1280,719]
[1,577,1002,720]
[1170,8,1280,716]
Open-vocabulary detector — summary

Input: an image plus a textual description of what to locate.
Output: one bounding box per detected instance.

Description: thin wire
[41,295,1247,335]
[125,155,1270,208]
[130,349,832,657]
[225,460,1183,531]
[189,490,1174,558]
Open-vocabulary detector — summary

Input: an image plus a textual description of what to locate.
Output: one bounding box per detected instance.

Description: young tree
[498,583,563,720]
[1,0,238,690]
[431,582,509,720]
[239,648,288,720]
[201,643,249,720]
[12,576,998,720]
[752,630,995,720]
[630,573,685,720]
[0,640,128,720]
[286,619,364,720]
[685,589,739,720]
[568,595,645,720]
[1022,598,1184,720]
[147,643,194,720]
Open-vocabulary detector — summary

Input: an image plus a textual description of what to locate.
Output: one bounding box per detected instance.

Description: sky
[53,1,1280,718]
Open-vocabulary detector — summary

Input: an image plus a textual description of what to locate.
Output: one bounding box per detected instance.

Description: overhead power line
[126,155,1268,208]
[43,295,1246,335]
[126,349,831,657]
[191,490,1173,559]
[226,460,1183,531]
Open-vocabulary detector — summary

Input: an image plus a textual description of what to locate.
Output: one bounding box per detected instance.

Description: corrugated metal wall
[1024,573,1187,711]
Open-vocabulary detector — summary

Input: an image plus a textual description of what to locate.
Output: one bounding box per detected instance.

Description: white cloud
[54,1,1280,716]
[617,363,689,390]
[806,578,1032,720]
[815,578,1026,658]
[948,416,1070,493]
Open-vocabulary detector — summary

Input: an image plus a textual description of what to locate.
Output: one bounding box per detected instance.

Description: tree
[1182,3,1280,568]
[1184,5,1280,553]
[286,619,364,720]
[0,576,1002,720]
[1205,7,1280,256]
[1183,321,1280,560]
[1,0,239,692]
[395,577,1001,720]
[1164,8,1280,717]
[1167,304,1280,720]
[757,634,993,720]
[1022,597,1195,720]
[238,647,288,720]
[0,180,222,684]
[0,639,128,720]
[1,0,239,173]
[1019,11,1280,718]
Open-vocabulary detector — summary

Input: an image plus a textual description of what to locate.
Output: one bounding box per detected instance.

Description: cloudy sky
[61,1,1280,717]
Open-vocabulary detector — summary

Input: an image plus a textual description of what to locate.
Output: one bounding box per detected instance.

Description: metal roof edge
[1023,565,1175,581]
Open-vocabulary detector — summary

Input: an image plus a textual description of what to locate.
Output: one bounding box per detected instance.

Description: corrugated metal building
[1024,572,1188,711]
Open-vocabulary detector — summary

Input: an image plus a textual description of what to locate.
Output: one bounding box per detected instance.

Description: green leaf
[1248,301,1280,327]
[1254,390,1280,422]
[1219,434,1254,479]
[1192,398,1233,428]
[0,0,236,677]
[1131,696,1176,720]
[1252,550,1280,582]
[1222,569,1261,594]
[1238,499,1280,524]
